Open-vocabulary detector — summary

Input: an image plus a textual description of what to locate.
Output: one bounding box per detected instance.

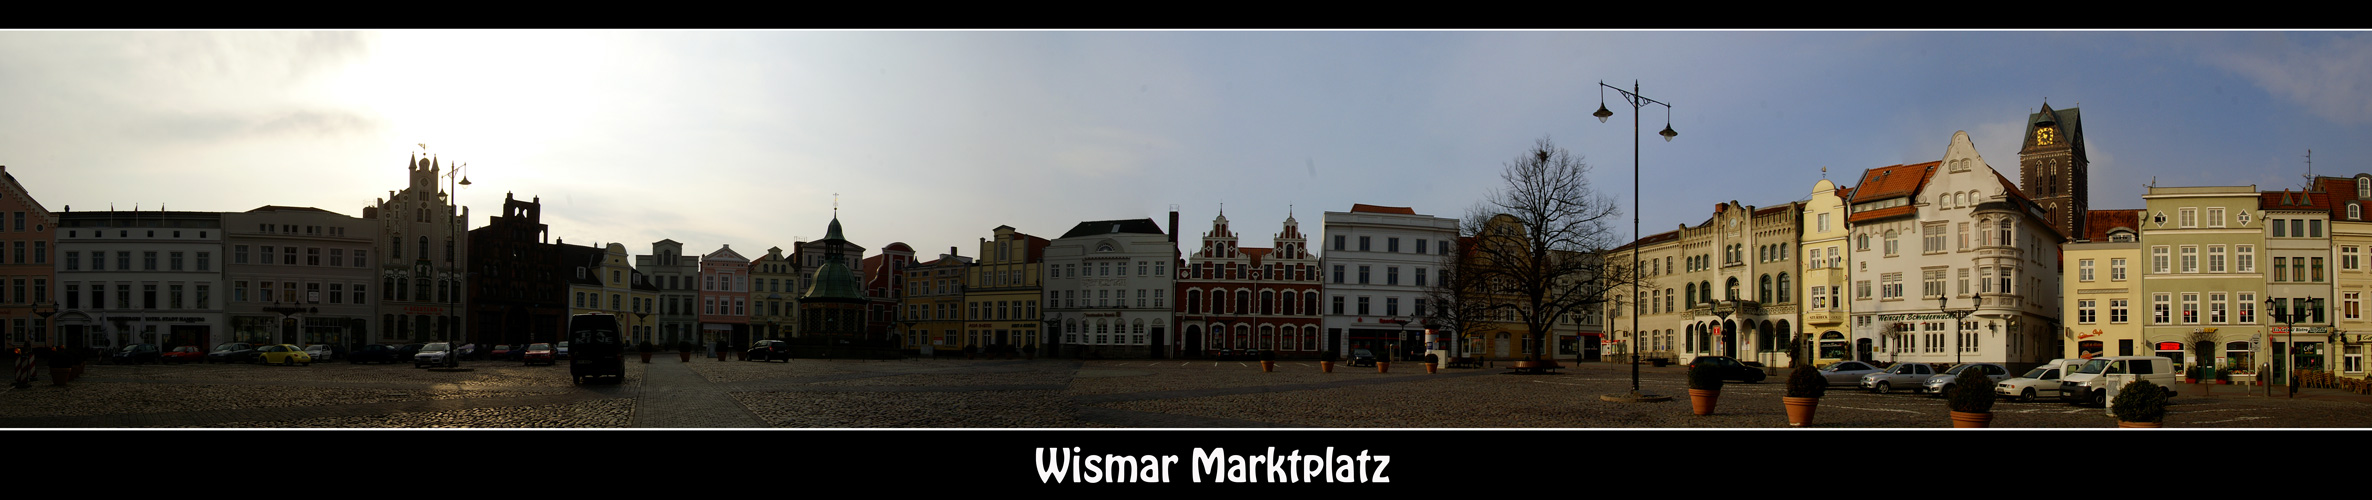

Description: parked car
[395,344,426,360]
[1817,360,1884,387]
[455,344,478,361]
[112,344,162,365]
[256,344,314,366]
[161,346,205,364]
[1921,363,2013,397]
[523,343,556,366]
[747,340,791,362]
[556,341,571,360]
[348,344,403,364]
[1861,362,1940,394]
[490,345,518,361]
[206,343,258,364]
[1996,366,2070,402]
[1685,356,1768,383]
[1348,349,1379,367]
[303,344,336,362]
[414,342,459,368]
[567,313,626,385]
[2060,356,2177,406]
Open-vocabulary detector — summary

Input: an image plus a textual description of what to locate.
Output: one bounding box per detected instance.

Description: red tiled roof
[2082,209,2141,242]
[1349,204,1417,215]
[1611,229,1681,253]
[1846,161,1939,203]
[2260,189,2333,211]
[1845,205,1917,224]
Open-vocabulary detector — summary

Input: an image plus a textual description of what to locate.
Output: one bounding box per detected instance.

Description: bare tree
[1457,137,1636,362]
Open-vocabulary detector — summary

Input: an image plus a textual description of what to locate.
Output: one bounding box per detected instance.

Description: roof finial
[834,192,840,215]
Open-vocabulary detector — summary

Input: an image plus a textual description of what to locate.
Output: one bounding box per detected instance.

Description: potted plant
[1319,350,1336,373]
[637,342,656,364]
[1687,360,1724,416]
[1423,353,1439,374]
[1783,361,1826,427]
[2214,364,2232,385]
[1946,371,1999,428]
[678,341,694,362]
[2112,379,2169,428]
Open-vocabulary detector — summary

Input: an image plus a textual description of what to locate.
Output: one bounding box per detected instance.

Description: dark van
[567,313,626,385]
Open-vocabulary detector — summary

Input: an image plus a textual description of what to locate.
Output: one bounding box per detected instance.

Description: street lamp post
[442,160,471,345]
[1595,80,1676,403]
[2262,297,2321,398]
[1941,293,1979,365]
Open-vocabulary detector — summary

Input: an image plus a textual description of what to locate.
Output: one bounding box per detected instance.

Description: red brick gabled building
[1177,211,1322,358]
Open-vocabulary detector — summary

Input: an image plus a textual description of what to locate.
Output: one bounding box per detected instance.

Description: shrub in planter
[1947,372,1998,414]
[1786,362,1826,398]
[1783,360,1825,426]
[1687,361,1724,416]
[2111,379,2169,426]
[1946,371,1998,427]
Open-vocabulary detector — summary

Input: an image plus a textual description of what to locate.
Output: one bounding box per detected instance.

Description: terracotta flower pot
[1948,410,1993,428]
[2117,420,2163,428]
[1377,361,1390,374]
[1320,361,1334,373]
[1260,360,1274,372]
[1783,396,1820,427]
[680,351,692,362]
[640,352,652,364]
[1688,389,1719,415]
[1424,362,1438,374]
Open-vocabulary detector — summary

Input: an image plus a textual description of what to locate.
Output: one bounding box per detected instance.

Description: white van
[2058,356,2176,406]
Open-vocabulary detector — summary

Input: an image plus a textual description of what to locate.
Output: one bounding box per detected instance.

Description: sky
[4,31,2371,262]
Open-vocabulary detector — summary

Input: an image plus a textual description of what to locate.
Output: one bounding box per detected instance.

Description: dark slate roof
[1061,218,1166,239]
[2022,105,2087,163]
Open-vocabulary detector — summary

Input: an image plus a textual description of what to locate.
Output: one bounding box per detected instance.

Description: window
[2237,245,2255,273]
[1387,238,1400,253]
[2182,293,2200,324]
[2079,259,2095,281]
[65,251,78,271]
[2348,246,2363,271]
[2207,207,2226,227]
[2208,245,2227,273]
[1357,266,1370,284]
[1332,235,1344,251]
[1359,236,1370,251]
[1880,273,1902,300]
[2350,292,2363,320]
[1884,230,1898,256]
[2210,292,2228,323]
[1386,267,1399,285]
[1331,265,1344,284]
[2151,246,2170,274]
[2111,258,2128,281]
[196,252,210,272]
[2179,208,2198,228]
[2239,293,2257,324]
[2274,257,2289,282]
[1922,223,1945,253]
[2180,246,2198,273]
[1356,296,1370,316]
[2314,257,2327,282]
[1922,268,1944,298]
[2272,218,2287,237]
[2109,299,2129,323]
[2153,293,2172,324]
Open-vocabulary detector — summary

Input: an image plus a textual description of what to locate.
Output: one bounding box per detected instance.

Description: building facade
[0,166,57,349]
[635,239,700,346]
[1801,178,1855,363]
[223,206,378,349]
[901,250,971,353]
[698,244,751,348]
[53,211,222,351]
[797,217,869,339]
[1850,131,2064,368]
[465,193,562,348]
[1319,204,1457,361]
[368,155,471,346]
[749,246,797,341]
[2063,210,2143,365]
[967,226,1048,355]
[2136,186,2267,378]
[1043,216,1176,358]
[1180,212,1321,359]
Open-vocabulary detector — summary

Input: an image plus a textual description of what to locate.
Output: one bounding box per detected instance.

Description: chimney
[1169,210,1180,244]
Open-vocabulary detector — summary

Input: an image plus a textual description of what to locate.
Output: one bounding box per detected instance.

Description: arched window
[1260,290,1275,315]
[2352,203,2362,221]
[1759,274,1773,303]
[2358,177,2369,199]
[1725,277,1740,301]
[417,236,429,260]
[1235,289,1250,315]
[1186,288,1202,314]
[1777,273,1791,303]
[1685,282,1697,307]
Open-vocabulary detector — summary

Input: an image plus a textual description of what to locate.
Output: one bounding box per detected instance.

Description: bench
[1447,357,1484,369]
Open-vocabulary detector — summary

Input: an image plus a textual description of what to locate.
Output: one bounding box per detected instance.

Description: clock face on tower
[2036,126,2057,146]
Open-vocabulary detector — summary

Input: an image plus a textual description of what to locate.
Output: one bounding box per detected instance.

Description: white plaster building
[1043,215,1177,358]
[1319,204,1459,361]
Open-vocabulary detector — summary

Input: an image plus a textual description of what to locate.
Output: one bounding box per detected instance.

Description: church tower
[2018,103,2087,240]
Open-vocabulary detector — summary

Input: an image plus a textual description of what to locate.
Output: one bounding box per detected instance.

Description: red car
[524,343,556,366]
[161,346,205,364]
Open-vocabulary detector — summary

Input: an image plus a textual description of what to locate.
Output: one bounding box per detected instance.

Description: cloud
[2191,33,2372,125]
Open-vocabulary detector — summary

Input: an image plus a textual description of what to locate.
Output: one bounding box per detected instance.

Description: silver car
[1860,363,1938,394]
[1818,361,1884,387]
[414,342,459,368]
[1921,363,2013,396]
